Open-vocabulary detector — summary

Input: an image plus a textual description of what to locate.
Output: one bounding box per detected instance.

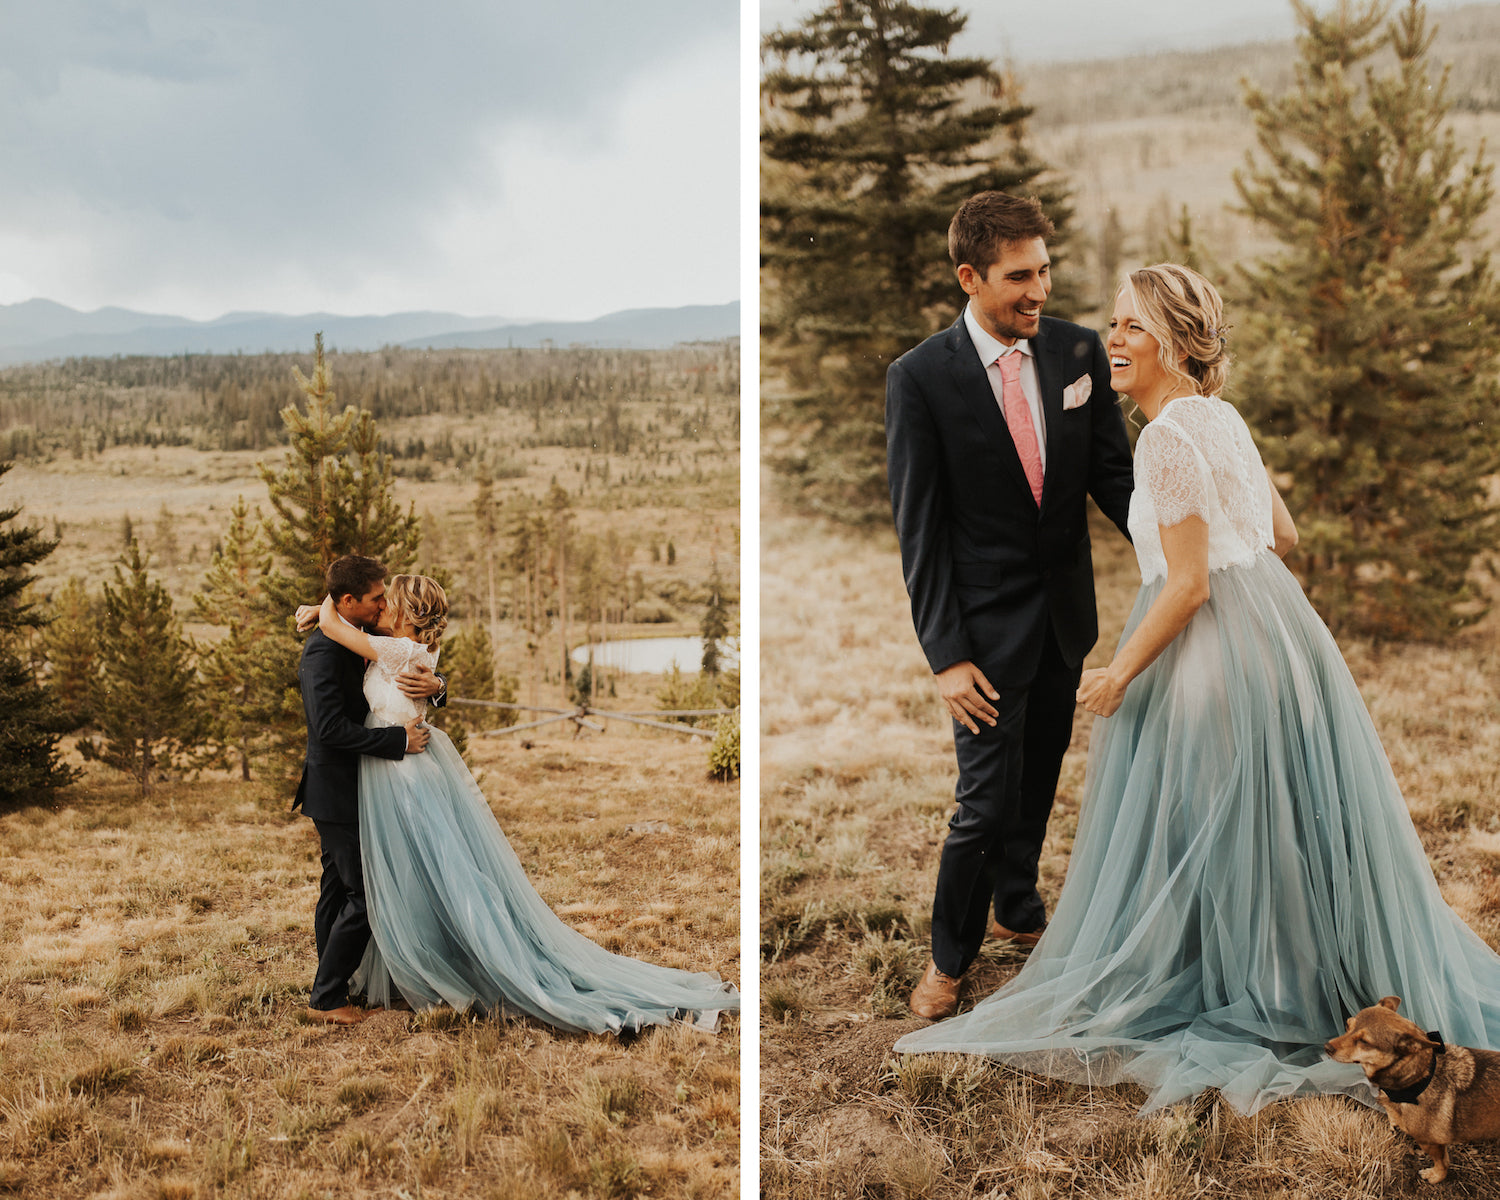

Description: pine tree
[700,559,730,677]
[258,333,421,612]
[82,542,208,794]
[193,497,301,781]
[0,462,78,805]
[762,0,1074,522]
[39,577,97,728]
[1234,0,1500,638]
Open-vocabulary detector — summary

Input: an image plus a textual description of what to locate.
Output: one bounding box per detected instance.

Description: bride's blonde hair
[386,574,448,648]
[1120,263,1231,398]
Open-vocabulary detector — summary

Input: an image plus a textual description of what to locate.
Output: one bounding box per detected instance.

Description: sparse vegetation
[0,729,739,1198]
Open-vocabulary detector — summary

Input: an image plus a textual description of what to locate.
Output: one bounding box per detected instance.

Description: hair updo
[1121,263,1231,398]
[386,574,449,648]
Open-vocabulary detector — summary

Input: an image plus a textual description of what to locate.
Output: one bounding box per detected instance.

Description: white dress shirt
[964,301,1046,469]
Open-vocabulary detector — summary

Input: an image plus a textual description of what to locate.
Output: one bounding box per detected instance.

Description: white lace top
[1127,395,1275,584]
[363,636,440,728]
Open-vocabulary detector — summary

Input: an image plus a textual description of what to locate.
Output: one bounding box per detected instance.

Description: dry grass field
[0,724,740,1200]
[0,343,741,1196]
[759,497,1500,1199]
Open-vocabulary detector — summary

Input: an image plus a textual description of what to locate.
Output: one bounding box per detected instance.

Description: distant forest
[0,342,740,464]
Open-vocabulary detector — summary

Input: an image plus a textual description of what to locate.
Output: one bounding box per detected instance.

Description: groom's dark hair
[326,554,387,603]
[949,192,1055,276]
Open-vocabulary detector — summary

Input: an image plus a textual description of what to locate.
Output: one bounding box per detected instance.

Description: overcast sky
[0,1,738,322]
[761,0,1491,67]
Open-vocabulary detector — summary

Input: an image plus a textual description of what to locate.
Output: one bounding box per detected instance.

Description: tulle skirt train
[894,551,1500,1112]
[349,727,737,1035]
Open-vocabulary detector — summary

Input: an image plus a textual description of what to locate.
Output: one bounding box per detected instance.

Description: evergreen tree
[0,462,78,805]
[1234,0,1500,638]
[39,577,98,728]
[82,542,208,794]
[762,0,1074,521]
[193,497,301,781]
[258,333,421,612]
[700,559,730,677]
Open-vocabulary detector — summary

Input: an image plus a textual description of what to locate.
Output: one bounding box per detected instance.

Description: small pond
[569,635,740,675]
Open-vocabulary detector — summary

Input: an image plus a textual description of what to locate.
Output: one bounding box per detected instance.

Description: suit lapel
[943,318,1036,508]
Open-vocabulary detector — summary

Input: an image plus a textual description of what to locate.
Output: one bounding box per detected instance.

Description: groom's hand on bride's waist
[403,716,431,754]
[936,661,1000,735]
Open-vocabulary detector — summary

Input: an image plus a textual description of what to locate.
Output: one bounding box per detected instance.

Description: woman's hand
[1077,667,1127,718]
[294,604,320,633]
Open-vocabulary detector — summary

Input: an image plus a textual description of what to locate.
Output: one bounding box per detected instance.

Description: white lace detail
[1128,395,1275,584]
[363,636,440,728]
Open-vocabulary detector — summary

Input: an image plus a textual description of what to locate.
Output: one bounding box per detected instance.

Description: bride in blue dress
[894,264,1500,1113]
[310,575,737,1035]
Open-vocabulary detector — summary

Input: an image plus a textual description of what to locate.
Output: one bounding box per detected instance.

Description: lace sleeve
[370,635,420,675]
[1136,419,1212,529]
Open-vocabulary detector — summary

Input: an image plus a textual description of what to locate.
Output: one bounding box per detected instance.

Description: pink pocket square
[1062,376,1092,410]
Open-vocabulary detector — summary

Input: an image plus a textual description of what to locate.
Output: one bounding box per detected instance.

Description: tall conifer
[762,0,1073,521]
[194,497,301,780]
[0,462,78,804]
[258,333,421,612]
[1234,0,1500,638]
[39,577,97,728]
[82,542,207,794]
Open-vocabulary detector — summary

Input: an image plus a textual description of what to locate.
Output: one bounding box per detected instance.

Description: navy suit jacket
[886,313,1134,684]
[292,629,408,824]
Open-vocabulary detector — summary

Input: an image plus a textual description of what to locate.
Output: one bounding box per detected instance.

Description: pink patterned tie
[998,352,1043,505]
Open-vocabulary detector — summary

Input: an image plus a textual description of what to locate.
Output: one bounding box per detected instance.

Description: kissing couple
[291,554,738,1033]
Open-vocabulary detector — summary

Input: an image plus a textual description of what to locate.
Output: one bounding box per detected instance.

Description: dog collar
[1381,1030,1446,1105]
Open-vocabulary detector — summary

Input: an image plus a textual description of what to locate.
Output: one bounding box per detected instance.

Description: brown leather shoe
[989,921,1045,947]
[909,960,961,1020]
[305,1004,365,1026]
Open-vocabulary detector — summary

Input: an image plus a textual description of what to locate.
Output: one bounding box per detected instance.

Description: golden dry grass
[0,724,739,1199]
[760,498,1500,1199]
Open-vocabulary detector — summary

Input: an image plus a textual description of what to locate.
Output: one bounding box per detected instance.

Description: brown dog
[1325,996,1500,1184]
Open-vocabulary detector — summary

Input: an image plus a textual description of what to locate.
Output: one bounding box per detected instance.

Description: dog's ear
[1396,1031,1432,1055]
[1379,996,1402,1011]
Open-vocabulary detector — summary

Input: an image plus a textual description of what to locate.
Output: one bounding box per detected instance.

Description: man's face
[957,237,1051,345]
[337,580,386,630]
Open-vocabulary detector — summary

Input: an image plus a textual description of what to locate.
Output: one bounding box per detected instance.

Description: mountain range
[0,299,740,365]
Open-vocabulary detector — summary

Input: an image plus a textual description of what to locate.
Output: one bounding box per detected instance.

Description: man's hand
[294,604,319,633]
[403,716,431,754]
[1076,667,1126,718]
[936,661,999,734]
[396,663,444,701]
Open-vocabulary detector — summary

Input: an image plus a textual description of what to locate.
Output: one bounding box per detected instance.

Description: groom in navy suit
[293,554,443,1025]
[886,192,1134,1019]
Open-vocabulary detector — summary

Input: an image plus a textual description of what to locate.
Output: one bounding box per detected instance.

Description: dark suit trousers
[309,819,370,1010]
[931,626,1080,978]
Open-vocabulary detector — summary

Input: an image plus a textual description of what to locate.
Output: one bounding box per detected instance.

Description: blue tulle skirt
[349,727,738,1035]
[895,550,1500,1112]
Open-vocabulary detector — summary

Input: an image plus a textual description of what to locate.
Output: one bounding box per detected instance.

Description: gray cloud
[0,1,739,318]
